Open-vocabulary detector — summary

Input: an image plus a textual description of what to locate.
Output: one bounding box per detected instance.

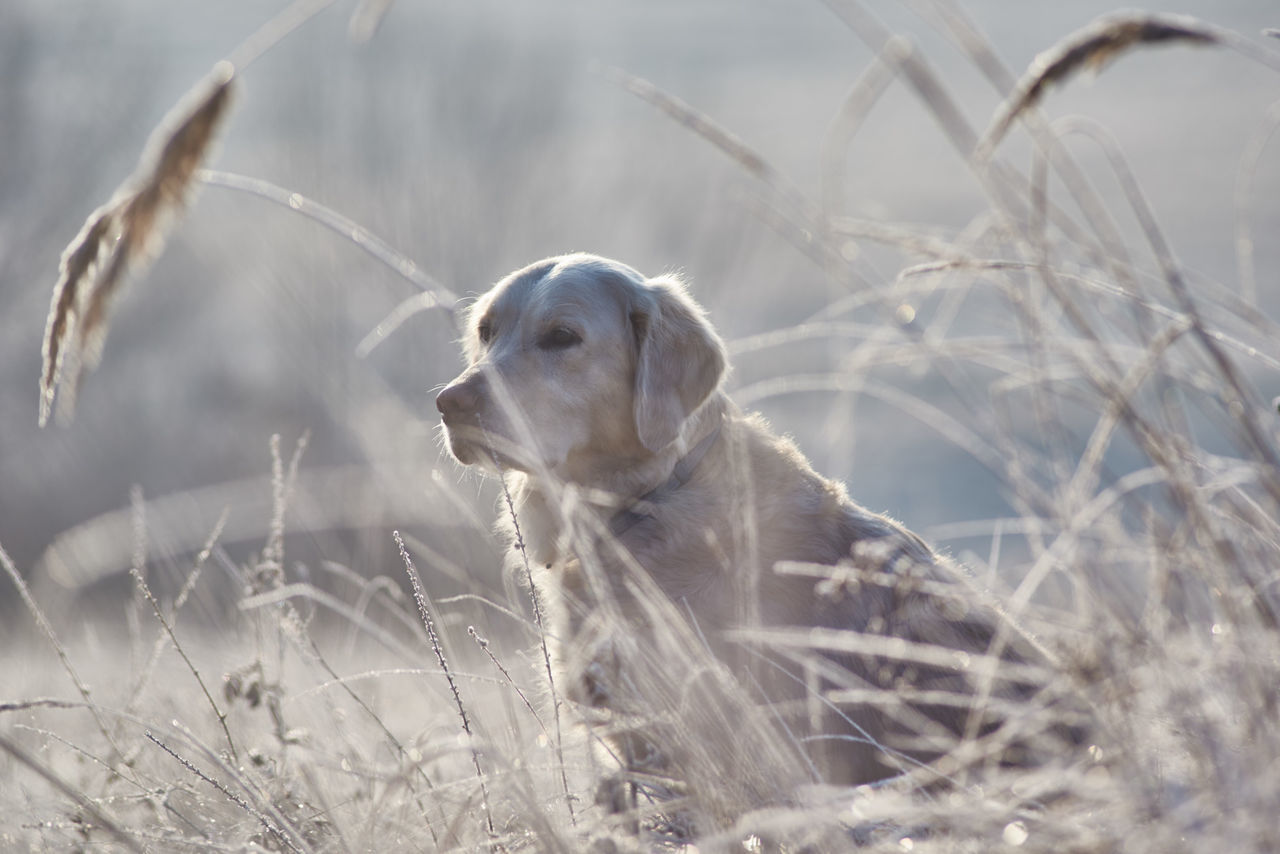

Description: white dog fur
[437,253,1043,791]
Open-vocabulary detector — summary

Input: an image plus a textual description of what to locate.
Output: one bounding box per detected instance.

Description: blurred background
[2,0,1277,626]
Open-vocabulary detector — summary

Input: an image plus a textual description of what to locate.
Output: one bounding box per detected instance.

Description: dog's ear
[630,276,727,452]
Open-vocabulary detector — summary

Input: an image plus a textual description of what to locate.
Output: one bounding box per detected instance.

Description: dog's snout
[436,376,482,418]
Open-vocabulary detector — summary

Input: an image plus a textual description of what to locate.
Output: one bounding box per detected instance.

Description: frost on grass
[12,3,1280,853]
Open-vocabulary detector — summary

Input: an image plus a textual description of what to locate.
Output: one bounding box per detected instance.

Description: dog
[436,253,1059,799]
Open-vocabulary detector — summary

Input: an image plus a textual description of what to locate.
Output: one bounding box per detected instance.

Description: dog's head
[436,253,727,480]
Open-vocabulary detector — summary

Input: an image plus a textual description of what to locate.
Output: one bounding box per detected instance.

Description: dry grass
[8,3,1280,853]
[977,13,1220,159]
[38,62,235,427]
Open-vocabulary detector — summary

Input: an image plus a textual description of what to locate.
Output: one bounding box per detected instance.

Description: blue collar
[609,421,723,536]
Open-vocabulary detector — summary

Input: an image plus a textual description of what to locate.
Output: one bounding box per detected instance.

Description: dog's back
[628,408,1054,786]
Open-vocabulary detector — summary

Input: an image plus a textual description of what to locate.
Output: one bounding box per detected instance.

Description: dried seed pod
[38,61,236,426]
[977,14,1218,159]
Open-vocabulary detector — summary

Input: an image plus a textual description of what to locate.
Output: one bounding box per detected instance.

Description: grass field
[4,1,1280,851]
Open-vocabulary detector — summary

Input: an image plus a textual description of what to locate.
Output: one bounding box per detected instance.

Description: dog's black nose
[436,378,480,417]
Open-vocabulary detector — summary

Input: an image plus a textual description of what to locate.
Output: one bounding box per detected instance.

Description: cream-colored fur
[437,253,1035,791]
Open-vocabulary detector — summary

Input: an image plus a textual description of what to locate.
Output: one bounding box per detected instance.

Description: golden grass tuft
[977,13,1219,159]
[38,61,236,427]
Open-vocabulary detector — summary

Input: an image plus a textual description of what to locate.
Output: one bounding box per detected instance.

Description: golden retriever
[437,253,1053,796]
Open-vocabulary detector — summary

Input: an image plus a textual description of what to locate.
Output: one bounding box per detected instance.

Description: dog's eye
[477,321,493,345]
[539,327,582,351]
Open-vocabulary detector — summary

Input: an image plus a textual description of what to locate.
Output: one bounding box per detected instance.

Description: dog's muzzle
[436,374,483,422]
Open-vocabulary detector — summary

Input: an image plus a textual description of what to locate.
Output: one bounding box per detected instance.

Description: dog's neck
[609,412,723,536]
[503,394,730,567]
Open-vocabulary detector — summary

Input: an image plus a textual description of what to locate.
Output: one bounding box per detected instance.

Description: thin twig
[297,633,443,847]
[145,731,307,854]
[394,531,496,837]
[0,698,81,714]
[127,507,230,716]
[498,476,577,825]
[468,626,548,735]
[198,169,456,311]
[129,555,239,763]
[226,0,341,72]
[0,734,142,853]
[349,0,397,42]
[0,539,125,761]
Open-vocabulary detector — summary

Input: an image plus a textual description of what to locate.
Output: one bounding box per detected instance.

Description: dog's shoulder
[713,410,929,565]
